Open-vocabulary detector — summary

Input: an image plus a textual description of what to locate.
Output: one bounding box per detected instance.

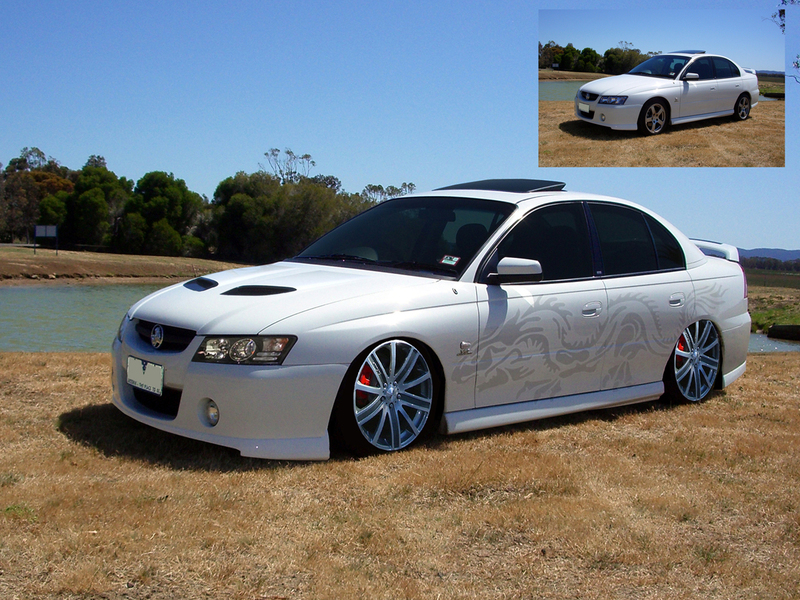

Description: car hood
[127,261,440,335]
[579,74,674,97]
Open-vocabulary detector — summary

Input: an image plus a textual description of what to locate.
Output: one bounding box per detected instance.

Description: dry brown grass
[539,69,610,81]
[0,247,239,284]
[539,100,785,167]
[1,349,800,599]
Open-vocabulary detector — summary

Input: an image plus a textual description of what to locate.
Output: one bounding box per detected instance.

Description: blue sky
[1,0,797,250]
[540,8,785,72]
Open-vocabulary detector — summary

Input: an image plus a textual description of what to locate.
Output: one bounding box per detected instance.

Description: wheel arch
[326,335,447,440]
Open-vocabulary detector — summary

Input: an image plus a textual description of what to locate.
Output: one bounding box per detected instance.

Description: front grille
[133,386,182,419]
[136,320,196,352]
[581,91,598,101]
[579,109,595,119]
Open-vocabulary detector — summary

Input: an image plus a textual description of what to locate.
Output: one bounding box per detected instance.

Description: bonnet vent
[184,277,219,291]
[221,285,296,296]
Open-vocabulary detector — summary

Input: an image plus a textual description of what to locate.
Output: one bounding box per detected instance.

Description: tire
[331,339,440,456]
[663,320,721,402]
[733,93,751,121]
[638,99,669,135]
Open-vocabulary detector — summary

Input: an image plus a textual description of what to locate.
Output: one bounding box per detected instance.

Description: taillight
[741,264,748,299]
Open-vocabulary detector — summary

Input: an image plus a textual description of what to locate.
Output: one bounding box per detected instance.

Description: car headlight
[193,336,297,365]
[598,95,628,105]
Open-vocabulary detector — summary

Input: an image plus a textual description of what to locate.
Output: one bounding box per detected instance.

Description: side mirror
[487,257,543,284]
[683,72,699,80]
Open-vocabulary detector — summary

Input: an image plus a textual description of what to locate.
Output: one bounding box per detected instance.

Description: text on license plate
[578,102,590,113]
[127,356,164,396]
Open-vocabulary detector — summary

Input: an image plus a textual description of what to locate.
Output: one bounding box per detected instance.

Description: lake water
[0,283,167,352]
[539,80,778,103]
[0,283,795,354]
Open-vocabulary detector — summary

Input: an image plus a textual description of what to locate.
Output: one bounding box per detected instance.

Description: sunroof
[436,179,566,193]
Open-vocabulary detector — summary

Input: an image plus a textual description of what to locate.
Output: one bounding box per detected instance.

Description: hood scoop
[184,277,219,291]
[221,285,296,297]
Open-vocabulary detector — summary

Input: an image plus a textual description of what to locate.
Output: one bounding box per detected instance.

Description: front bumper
[111,321,347,460]
[574,96,641,131]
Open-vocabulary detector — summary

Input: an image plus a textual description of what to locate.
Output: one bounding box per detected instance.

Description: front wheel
[733,93,751,121]
[664,320,721,402]
[638,99,669,135]
[331,339,440,456]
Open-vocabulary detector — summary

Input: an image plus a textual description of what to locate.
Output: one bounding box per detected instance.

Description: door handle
[669,293,685,308]
[582,301,603,318]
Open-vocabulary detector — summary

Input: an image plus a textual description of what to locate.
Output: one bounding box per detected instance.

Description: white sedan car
[575,51,759,134]
[112,180,750,460]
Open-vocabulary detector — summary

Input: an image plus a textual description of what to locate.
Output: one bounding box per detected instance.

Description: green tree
[144,218,183,256]
[113,212,148,254]
[360,183,415,203]
[212,171,374,263]
[38,191,69,226]
[70,187,109,245]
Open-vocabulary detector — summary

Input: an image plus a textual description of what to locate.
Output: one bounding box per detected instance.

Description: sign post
[34,225,58,256]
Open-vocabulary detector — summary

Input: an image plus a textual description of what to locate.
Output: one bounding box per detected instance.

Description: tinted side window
[712,57,739,79]
[589,203,657,276]
[497,203,593,281]
[644,213,685,270]
[688,57,714,80]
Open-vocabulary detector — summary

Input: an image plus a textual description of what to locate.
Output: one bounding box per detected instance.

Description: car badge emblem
[150,325,165,349]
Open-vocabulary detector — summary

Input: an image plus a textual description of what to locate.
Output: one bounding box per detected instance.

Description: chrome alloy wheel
[644,102,667,134]
[352,340,434,451]
[673,320,720,402]
[736,95,751,120]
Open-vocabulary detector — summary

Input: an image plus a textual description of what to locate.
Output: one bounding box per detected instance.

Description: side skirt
[671,109,734,126]
[442,382,664,435]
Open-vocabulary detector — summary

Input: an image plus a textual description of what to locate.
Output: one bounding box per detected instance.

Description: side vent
[221,285,296,296]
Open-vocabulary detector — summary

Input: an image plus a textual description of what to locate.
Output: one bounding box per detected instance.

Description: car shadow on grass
[557,115,744,139]
[58,394,703,468]
[57,403,302,472]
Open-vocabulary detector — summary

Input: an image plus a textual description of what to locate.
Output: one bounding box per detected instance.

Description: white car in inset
[112,179,750,460]
[575,51,759,134]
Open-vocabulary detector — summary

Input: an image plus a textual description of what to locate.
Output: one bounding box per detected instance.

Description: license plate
[127,356,164,396]
[578,102,590,113]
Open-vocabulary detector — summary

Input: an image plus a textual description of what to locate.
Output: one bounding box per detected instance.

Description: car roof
[435,179,566,194]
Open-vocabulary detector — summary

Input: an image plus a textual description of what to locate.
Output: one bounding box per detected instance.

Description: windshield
[629,55,689,79]
[293,196,516,278]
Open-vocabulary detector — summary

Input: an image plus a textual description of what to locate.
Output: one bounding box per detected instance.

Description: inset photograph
[538,9,785,167]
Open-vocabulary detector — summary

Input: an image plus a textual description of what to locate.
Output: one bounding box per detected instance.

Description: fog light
[204,400,219,427]
[600,114,606,122]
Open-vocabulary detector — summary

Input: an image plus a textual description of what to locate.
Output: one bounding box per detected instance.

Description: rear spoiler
[691,239,740,262]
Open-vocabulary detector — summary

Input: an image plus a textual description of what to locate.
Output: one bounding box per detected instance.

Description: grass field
[0,246,240,283]
[1,351,799,599]
[538,100,785,168]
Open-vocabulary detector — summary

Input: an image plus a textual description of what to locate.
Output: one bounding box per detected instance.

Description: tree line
[539,41,657,75]
[0,147,415,264]
[740,256,800,273]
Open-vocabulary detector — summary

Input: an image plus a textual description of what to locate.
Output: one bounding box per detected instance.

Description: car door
[587,202,693,390]
[679,56,717,117]
[473,202,608,408]
[711,56,744,113]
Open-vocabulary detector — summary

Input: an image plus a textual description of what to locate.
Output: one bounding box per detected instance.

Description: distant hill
[757,70,785,77]
[739,248,800,261]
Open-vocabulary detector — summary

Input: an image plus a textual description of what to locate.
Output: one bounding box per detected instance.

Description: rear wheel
[332,339,439,456]
[664,320,721,402]
[733,93,751,121]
